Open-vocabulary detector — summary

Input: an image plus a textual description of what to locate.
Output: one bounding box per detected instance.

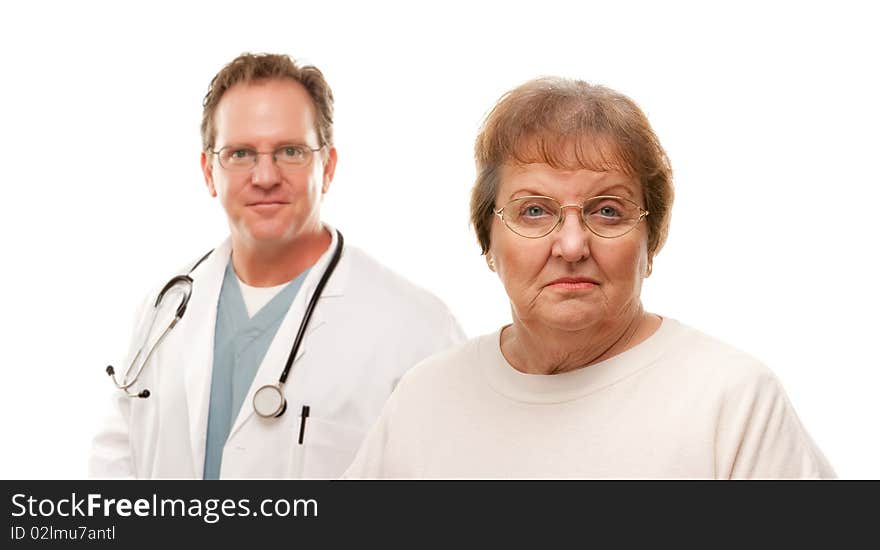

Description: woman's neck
[500,307,661,375]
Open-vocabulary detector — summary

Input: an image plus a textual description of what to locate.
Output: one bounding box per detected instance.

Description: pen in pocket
[298,405,310,445]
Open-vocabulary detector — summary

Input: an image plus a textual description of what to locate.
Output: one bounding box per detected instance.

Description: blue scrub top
[203,260,309,480]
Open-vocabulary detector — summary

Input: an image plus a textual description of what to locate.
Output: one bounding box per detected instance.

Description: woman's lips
[547,277,598,290]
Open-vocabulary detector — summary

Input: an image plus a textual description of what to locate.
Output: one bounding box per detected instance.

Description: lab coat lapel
[226,227,348,440]
[179,238,231,476]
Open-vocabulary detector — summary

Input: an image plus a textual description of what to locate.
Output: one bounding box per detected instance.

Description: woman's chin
[526,308,602,333]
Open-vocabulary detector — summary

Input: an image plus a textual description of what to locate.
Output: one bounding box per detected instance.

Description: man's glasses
[211,144,324,171]
[494,195,649,239]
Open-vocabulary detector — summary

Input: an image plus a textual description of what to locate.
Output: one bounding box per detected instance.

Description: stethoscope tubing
[107,233,343,414]
[278,230,344,385]
[252,230,344,418]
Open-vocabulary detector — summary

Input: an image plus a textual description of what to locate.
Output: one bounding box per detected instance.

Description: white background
[1,0,877,479]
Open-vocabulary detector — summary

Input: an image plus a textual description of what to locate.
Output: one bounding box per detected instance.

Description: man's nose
[551,208,591,263]
[251,152,282,188]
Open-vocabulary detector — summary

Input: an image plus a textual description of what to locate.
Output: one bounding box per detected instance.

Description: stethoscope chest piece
[253,384,287,418]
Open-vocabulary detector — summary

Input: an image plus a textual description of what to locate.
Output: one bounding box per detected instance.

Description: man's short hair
[201,52,334,152]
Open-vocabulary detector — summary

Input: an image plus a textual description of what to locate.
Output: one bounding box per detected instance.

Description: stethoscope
[106,230,344,419]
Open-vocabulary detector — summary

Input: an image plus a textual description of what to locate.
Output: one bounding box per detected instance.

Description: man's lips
[546,277,599,289]
[246,201,289,206]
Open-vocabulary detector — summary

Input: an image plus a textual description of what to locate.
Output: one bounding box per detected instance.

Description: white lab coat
[89,227,465,478]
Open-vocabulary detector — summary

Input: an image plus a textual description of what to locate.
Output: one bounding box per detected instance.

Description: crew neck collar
[479,317,680,404]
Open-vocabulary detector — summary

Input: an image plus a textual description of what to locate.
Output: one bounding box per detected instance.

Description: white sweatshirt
[345,318,834,479]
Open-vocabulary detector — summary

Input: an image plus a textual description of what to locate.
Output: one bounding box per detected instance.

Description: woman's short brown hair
[201,52,334,152]
[470,77,673,266]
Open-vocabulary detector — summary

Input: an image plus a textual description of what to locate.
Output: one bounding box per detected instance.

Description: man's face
[201,78,337,249]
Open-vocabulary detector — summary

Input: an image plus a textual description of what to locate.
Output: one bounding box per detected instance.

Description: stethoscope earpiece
[105,250,213,401]
[106,364,151,399]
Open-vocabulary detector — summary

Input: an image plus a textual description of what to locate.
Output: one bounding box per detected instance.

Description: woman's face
[488,163,650,333]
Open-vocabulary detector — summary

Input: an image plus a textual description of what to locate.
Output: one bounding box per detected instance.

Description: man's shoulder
[340,245,453,315]
[332,244,465,359]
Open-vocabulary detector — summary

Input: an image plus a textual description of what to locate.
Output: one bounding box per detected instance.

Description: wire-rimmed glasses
[494,195,649,239]
[211,144,324,171]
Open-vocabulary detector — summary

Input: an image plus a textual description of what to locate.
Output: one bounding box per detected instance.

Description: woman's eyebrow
[594,183,638,199]
[507,182,638,201]
[507,187,549,200]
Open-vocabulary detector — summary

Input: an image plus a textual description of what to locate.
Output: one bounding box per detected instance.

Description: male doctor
[89,53,464,478]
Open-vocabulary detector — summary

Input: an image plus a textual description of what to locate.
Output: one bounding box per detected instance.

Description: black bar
[2,480,876,547]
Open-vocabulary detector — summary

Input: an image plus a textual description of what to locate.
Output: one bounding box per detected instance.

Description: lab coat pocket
[299,417,365,479]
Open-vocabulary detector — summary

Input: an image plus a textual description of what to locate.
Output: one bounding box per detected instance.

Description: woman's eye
[598,206,620,217]
[521,204,547,218]
[525,205,547,217]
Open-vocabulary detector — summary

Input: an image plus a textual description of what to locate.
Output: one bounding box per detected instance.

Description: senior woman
[345,77,834,478]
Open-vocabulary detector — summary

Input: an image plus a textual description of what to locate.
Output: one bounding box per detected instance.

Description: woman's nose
[551,209,591,263]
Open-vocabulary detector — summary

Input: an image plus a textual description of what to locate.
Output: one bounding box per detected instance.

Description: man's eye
[231,149,253,159]
[281,146,305,158]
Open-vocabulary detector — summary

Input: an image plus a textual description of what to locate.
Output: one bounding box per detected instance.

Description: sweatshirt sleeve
[714,367,835,479]
[342,390,396,479]
[342,367,426,479]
